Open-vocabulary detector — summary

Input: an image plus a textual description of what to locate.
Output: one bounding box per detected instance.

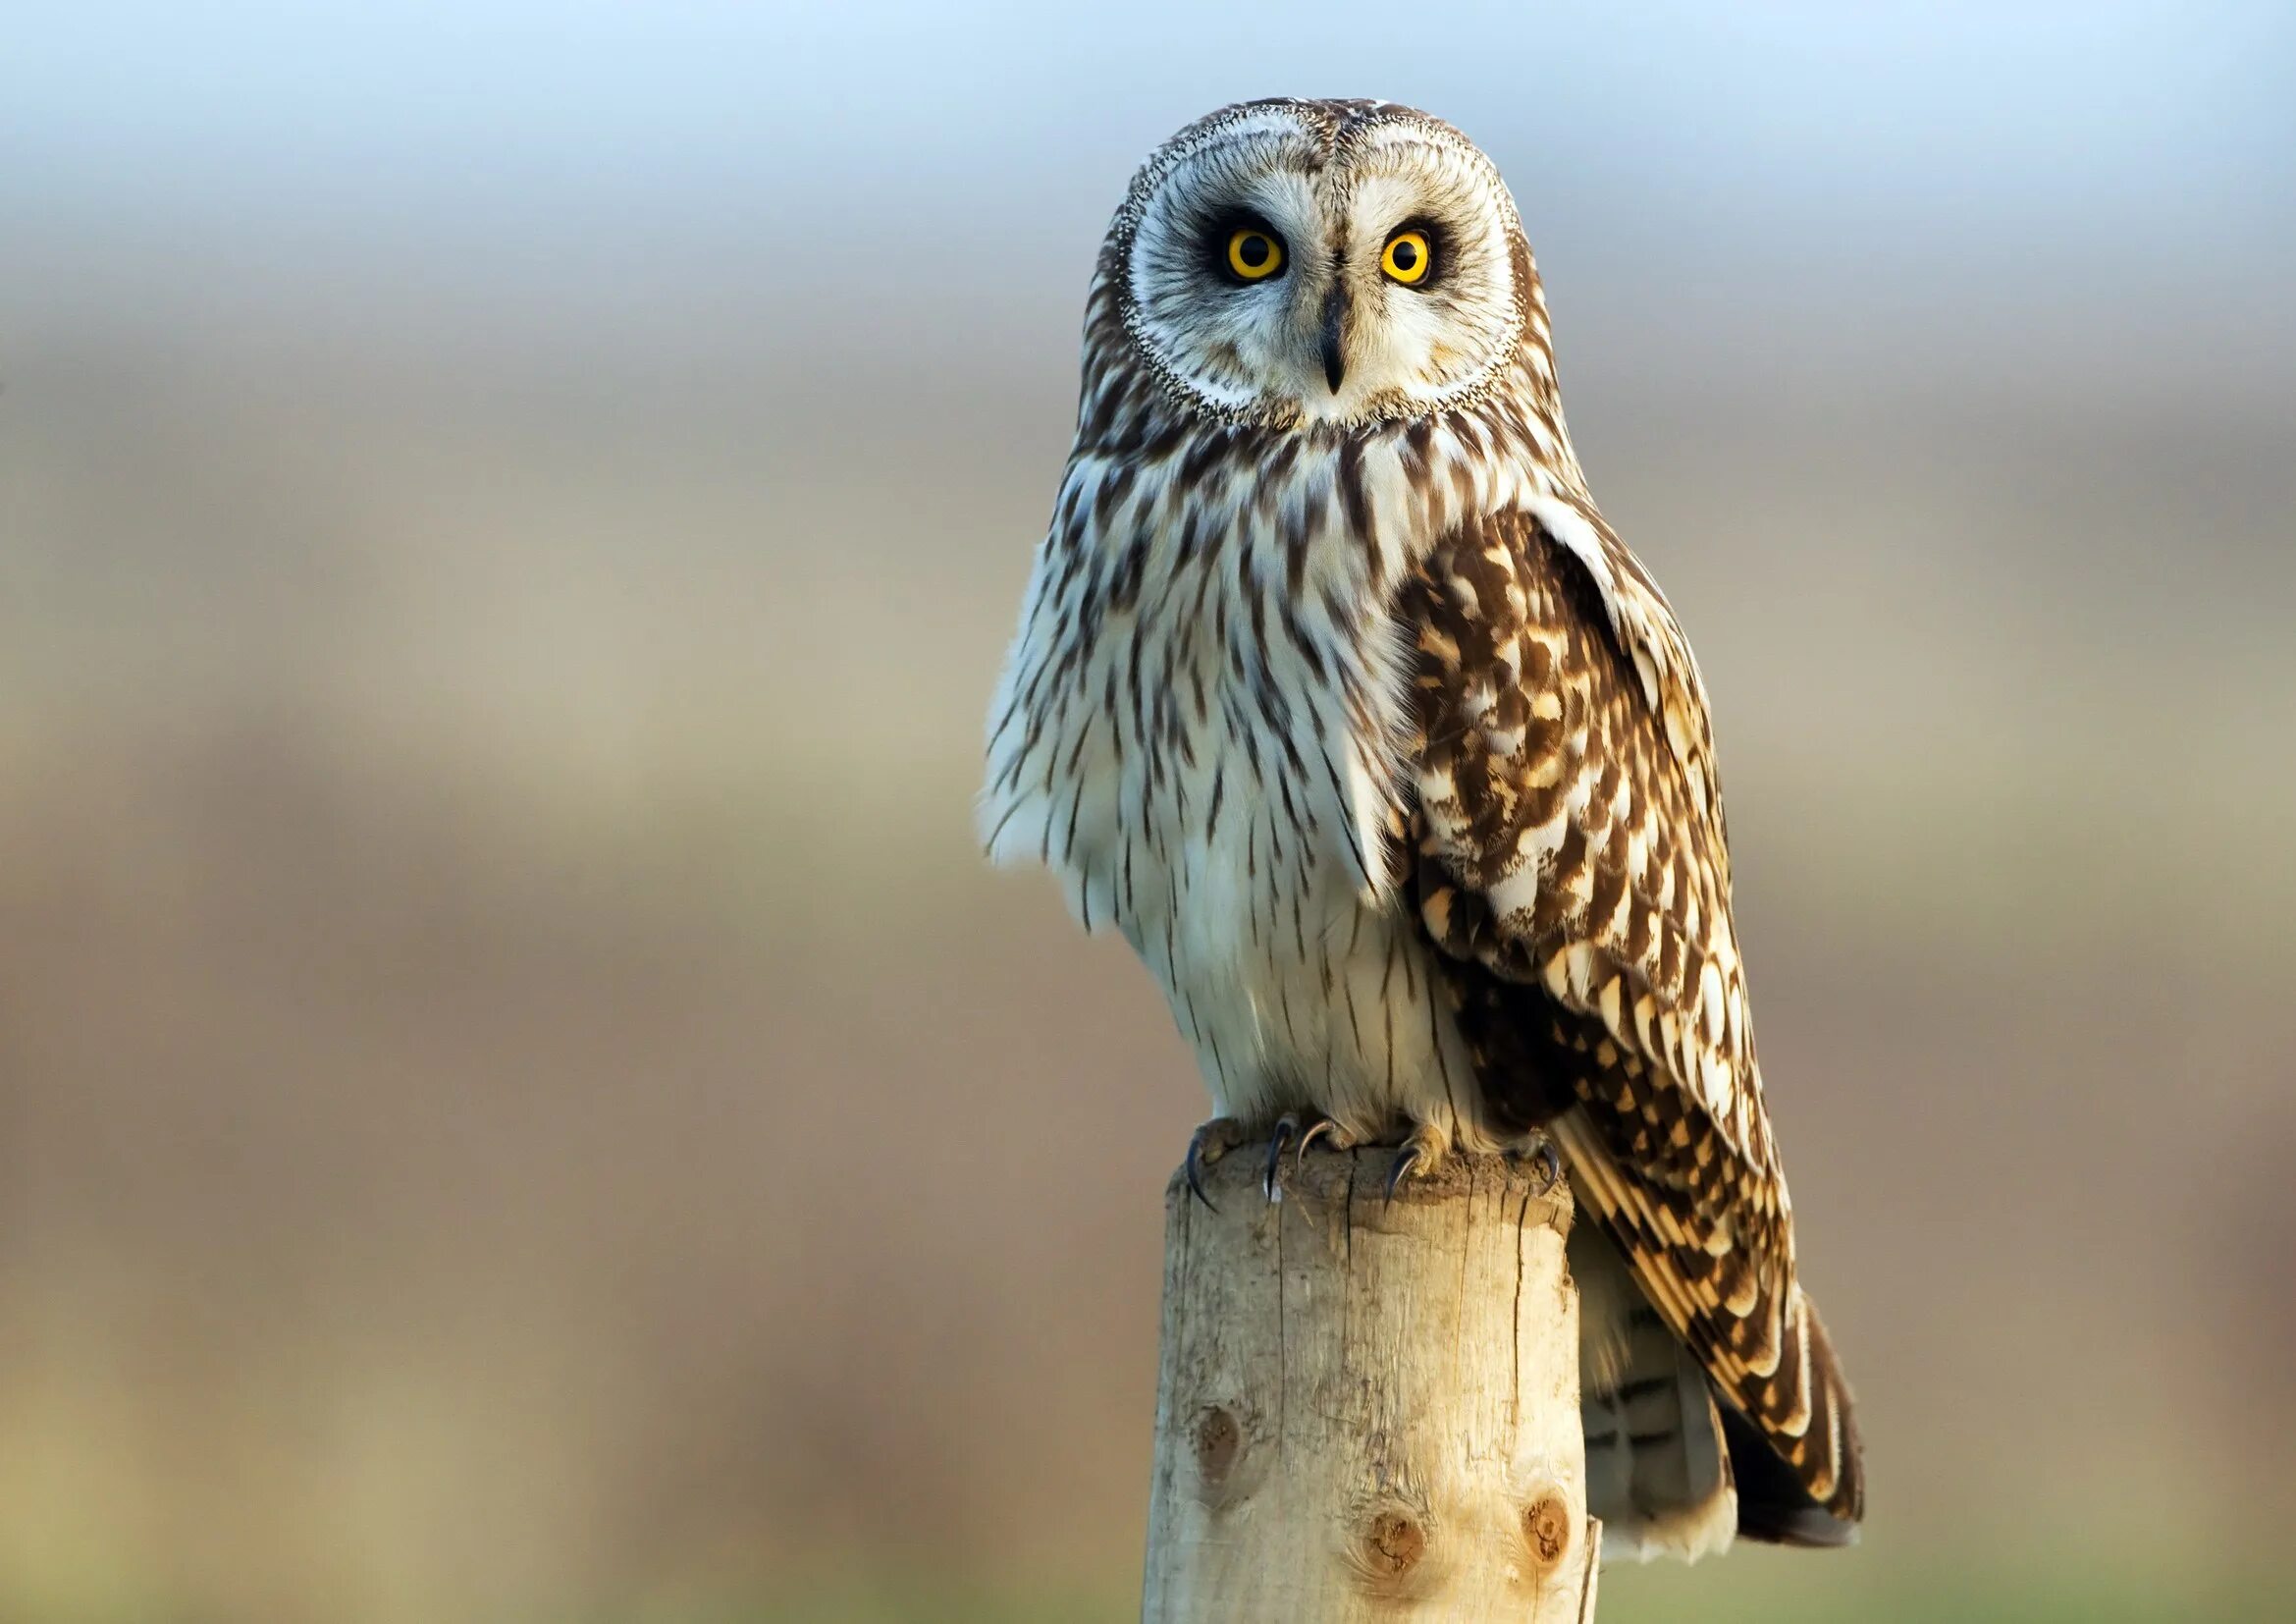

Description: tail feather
[1573,1224,1864,1557]
[1573,1224,1736,1562]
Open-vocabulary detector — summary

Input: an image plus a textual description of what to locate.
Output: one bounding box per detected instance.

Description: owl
[981,98,1863,1559]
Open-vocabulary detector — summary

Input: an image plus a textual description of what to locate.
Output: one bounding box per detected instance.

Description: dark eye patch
[1384,215,1449,288]
[1205,209,1287,285]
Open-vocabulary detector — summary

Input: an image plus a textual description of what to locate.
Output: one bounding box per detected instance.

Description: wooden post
[1142,1147,1597,1622]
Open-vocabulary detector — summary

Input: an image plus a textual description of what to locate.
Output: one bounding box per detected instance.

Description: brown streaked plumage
[1404,510,1862,1532]
[981,97,1864,1558]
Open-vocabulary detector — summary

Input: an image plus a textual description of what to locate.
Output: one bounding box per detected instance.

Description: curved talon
[1264,1115,1302,1203]
[1383,1143,1422,1208]
[1185,1124,1224,1215]
[1528,1139,1562,1196]
[1295,1117,1338,1173]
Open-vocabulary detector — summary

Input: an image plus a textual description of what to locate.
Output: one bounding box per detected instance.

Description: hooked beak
[1318,281,1349,394]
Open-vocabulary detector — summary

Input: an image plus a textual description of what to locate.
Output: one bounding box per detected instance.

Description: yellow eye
[1225,227,1284,281]
[1382,229,1432,285]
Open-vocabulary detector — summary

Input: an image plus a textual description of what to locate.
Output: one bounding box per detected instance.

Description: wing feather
[1401,507,1863,1526]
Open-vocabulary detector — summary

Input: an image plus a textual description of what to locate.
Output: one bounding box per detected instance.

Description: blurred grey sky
[9,4,2294,365]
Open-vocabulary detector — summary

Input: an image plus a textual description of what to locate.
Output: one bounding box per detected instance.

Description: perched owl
[981,98,1863,1559]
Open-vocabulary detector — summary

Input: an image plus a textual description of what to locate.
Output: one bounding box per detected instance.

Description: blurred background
[5,3,2294,1619]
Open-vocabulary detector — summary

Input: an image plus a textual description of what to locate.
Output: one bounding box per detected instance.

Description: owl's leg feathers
[1184,1117,1250,1214]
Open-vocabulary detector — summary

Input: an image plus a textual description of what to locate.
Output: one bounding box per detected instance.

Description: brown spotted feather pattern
[1404,509,1863,1524]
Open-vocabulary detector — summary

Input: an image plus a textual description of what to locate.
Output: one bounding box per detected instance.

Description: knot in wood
[1191,1405,1241,1485]
[1522,1493,1571,1569]
[1361,1508,1425,1578]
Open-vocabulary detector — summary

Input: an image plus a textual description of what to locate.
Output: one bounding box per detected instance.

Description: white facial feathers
[1114,101,1527,426]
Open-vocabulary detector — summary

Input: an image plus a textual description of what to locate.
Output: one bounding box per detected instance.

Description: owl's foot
[1383,1118,1452,1206]
[1506,1135,1564,1197]
[1294,1113,1359,1173]
[1262,1115,1299,1203]
[1184,1117,1250,1214]
[1259,1112,1361,1203]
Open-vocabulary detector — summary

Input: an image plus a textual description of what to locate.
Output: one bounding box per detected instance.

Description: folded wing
[1399,507,1863,1530]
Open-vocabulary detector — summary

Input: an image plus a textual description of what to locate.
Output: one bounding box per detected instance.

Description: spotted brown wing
[1399,507,1863,1529]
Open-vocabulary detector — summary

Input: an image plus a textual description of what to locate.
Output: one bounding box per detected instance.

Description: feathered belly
[1103,756,1497,1149]
[978,454,1496,1147]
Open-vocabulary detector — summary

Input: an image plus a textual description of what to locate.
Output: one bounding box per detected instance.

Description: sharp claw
[1531,1140,1562,1196]
[1263,1115,1300,1203]
[1296,1117,1337,1173]
[1383,1143,1422,1207]
[1185,1126,1222,1215]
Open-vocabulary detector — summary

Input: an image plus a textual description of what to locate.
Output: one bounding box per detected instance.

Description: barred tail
[1574,1224,1863,1556]
[1574,1224,1738,1561]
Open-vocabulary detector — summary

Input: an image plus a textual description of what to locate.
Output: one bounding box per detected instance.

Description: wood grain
[1142,1148,1598,1621]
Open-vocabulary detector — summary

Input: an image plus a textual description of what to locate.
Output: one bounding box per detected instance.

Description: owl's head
[1105,99,1542,429]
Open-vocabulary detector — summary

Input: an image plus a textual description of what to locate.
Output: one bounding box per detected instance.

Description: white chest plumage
[982,428,1556,1153]
[1087,551,1485,1146]
[1140,798,1490,1148]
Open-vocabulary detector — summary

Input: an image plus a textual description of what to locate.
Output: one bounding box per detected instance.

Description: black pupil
[1238,234,1270,268]
[1392,239,1419,271]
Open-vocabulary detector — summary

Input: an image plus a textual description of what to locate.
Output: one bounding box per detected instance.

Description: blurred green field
[719,1562,2294,1624]
[604,1547,2296,1622]
[13,1563,2296,1624]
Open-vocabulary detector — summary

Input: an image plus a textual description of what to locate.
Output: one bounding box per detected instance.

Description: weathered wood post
[1142,1146,1598,1621]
